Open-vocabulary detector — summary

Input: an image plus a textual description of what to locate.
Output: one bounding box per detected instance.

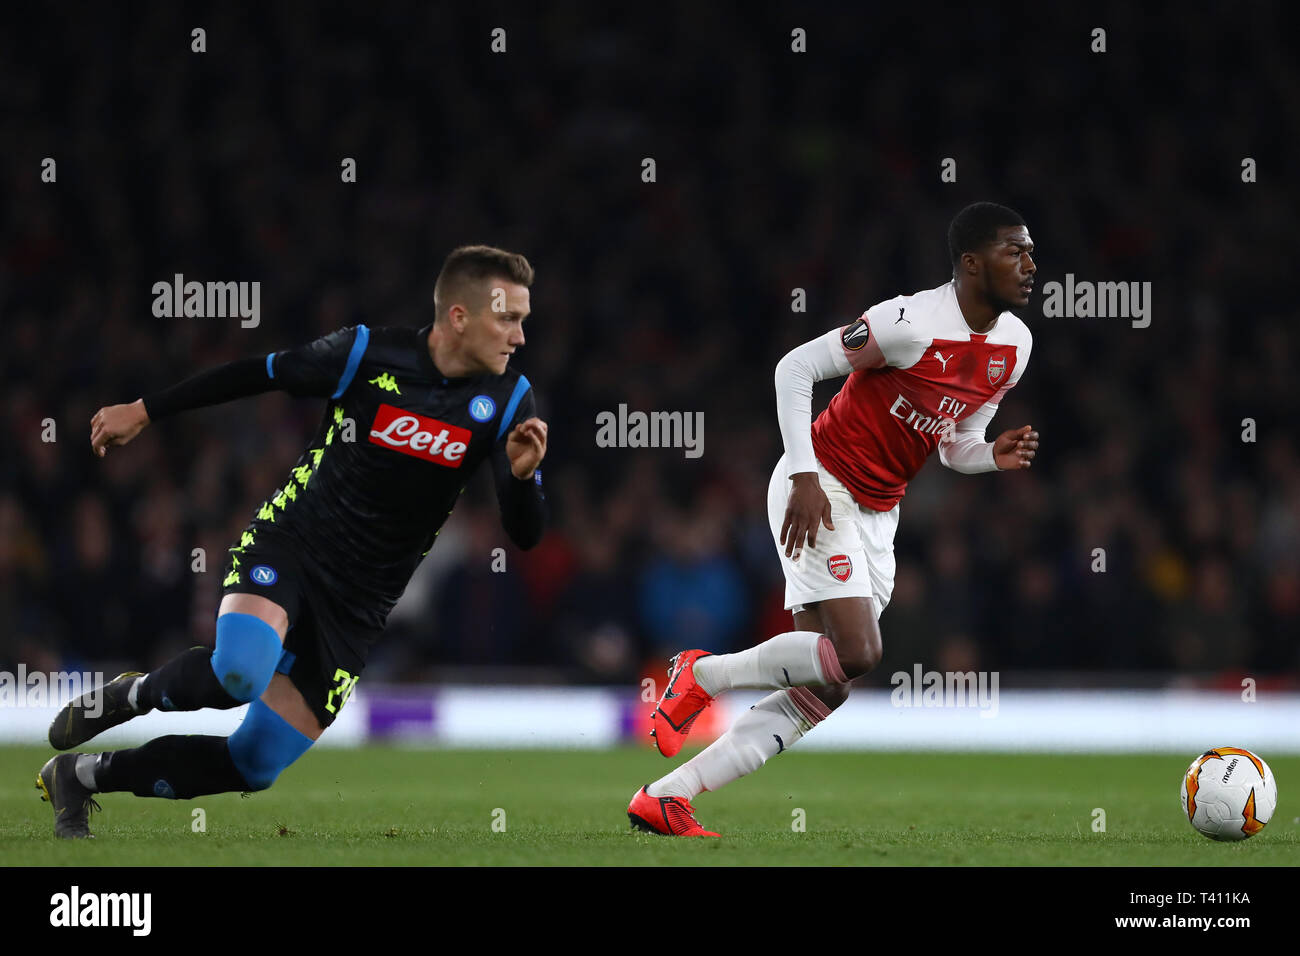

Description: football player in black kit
[38,245,548,838]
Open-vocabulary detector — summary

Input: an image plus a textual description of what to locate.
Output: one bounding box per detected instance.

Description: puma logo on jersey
[841,319,871,350]
[933,350,953,372]
[896,307,909,324]
[369,373,401,394]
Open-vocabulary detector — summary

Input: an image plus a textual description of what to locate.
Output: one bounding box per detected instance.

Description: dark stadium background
[2,3,1296,691]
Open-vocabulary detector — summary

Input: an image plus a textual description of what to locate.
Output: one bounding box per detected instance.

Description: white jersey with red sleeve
[788,280,1032,511]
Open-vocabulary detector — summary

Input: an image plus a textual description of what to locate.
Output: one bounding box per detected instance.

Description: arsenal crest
[827,554,853,582]
[987,355,1007,386]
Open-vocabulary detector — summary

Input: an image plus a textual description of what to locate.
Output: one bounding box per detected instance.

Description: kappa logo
[987,355,1007,386]
[841,318,871,351]
[369,403,473,468]
[369,373,401,395]
[827,554,853,582]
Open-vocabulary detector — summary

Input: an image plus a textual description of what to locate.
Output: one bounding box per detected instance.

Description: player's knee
[811,681,852,711]
[241,769,278,792]
[235,755,281,792]
[227,699,313,792]
[837,633,882,679]
[212,612,283,703]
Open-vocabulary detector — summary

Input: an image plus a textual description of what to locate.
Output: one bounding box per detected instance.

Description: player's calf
[132,611,284,717]
[679,596,881,703]
[48,697,315,836]
[92,700,312,798]
[688,630,846,697]
[51,611,286,754]
[72,736,249,801]
[50,675,318,838]
[644,685,835,809]
[651,599,876,753]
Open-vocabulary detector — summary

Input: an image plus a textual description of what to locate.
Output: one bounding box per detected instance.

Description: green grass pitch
[2,745,1295,865]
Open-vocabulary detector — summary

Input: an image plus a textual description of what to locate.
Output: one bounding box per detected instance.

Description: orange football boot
[650,650,715,757]
[627,786,720,837]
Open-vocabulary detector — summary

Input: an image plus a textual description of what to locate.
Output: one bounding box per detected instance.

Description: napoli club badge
[250,565,278,586]
[468,395,496,422]
[987,355,1007,386]
[827,554,853,582]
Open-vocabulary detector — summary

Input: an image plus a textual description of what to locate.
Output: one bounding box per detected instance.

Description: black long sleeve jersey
[143,323,546,621]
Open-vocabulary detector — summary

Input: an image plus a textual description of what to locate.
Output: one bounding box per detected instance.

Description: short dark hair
[947,203,1026,268]
[433,245,534,319]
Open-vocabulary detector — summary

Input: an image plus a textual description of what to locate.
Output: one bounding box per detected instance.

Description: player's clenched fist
[993,425,1039,470]
[90,399,150,458]
[781,472,835,561]
[506,416,547,479]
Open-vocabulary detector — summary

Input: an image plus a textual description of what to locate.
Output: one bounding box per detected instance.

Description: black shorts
[219,527,385,729]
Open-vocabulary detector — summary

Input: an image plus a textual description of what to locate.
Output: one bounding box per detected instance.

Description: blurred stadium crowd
[2,4,1296,685]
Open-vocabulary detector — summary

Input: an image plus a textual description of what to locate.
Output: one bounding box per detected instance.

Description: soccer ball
[1180,747,1277,841]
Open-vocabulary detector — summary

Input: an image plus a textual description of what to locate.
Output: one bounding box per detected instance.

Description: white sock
[127,675,145,712]
[692,631,848,695]
[647,687,833,800]
[75,754,101,792]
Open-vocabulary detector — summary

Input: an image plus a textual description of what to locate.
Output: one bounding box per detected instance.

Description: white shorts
[766,454,900,618]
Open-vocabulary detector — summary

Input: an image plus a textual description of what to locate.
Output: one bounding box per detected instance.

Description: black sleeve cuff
[498,471,547,550]
[142,356,275,422]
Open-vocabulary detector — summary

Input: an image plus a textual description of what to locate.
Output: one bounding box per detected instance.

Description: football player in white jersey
[629,202,1040,836]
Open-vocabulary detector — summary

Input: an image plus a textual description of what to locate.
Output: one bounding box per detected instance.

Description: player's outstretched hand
[781,472,834,561]
[90,399,150,458]
[993,425,1038,470]
[507,416,548,479]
